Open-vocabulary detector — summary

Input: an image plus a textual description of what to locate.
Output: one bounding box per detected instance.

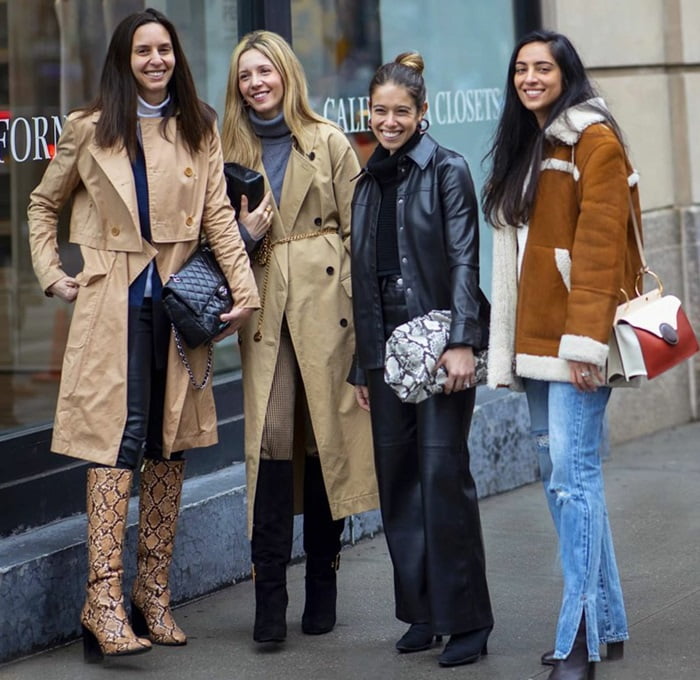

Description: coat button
[111,227,120,237]
[314,217,322,226]
[398,198,404,204]
[308,152,316,161]
[339,318,348,327]
[401,256,408,264]
[326,266,334,275]
[186,216,194,226]
[184,167,194,177]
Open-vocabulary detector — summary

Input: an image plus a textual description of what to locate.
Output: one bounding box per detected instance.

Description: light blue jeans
[524,379,629,662]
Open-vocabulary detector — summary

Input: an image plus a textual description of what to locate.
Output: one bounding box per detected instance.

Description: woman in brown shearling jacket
[483,31,642,680]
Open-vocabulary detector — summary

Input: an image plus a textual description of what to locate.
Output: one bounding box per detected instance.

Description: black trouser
[114,301,183,470]
[366,275,493,634]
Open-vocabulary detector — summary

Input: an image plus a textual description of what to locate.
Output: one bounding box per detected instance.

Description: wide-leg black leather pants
[366,275,493,635]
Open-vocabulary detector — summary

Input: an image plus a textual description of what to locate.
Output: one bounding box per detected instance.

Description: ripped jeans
[524,379,628,662]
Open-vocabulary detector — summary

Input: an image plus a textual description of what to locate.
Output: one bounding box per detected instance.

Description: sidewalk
[2,422,699,680]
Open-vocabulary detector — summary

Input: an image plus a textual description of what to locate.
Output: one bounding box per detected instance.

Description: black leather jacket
[350,133,489,381]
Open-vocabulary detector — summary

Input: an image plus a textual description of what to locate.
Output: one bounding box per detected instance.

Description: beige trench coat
[238,122,378,534]
[28,112,259,465]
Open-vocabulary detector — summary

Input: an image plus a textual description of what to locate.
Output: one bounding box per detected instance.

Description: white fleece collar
[544,97,608,145]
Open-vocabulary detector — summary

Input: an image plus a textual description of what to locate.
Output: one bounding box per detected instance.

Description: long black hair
[81,8,215,159]
[482,30,624,228]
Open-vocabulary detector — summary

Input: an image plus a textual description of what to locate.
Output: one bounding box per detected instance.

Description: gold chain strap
[253,227,339,341]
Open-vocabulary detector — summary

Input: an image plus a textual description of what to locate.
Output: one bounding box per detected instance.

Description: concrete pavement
[1,422,699,680]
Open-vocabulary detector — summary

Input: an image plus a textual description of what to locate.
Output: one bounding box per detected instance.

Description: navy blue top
[129,142,162,306]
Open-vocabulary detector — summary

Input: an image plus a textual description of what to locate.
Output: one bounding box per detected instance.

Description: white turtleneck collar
[137,94,171,118]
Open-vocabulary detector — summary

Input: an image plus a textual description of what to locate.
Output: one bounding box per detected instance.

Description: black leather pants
[115,301,183,470]
[366,275,493,634]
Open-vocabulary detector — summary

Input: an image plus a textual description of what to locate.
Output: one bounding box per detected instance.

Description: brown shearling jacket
[488,99,643,388]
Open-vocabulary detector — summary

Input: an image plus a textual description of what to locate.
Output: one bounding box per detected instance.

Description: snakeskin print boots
[81,467,152,662]
[131,459,187,646]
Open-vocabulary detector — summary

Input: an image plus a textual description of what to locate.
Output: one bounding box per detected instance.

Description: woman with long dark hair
[350,52,493,668]
[484,30,640,680]
[28,8,258,663]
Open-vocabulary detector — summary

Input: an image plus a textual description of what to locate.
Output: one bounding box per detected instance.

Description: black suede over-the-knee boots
[301,456,345,635]
[251,459,294,643]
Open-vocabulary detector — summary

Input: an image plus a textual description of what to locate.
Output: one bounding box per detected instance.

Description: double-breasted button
[314,217,322,226]
[339,318,348,327]
[308,151,316,161]
[111,227,120,237]
[184,167,194,177]
[326,266,334,275]
[186,216,194,226]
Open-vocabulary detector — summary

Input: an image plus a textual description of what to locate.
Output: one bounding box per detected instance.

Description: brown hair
[368,51,427,111]
[80,8,215,160]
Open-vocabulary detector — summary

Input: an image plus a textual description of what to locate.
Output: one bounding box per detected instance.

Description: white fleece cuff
[559,334,609,366]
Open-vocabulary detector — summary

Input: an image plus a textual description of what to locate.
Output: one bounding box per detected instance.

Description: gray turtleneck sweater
[239,110,293,249]
[249,110,292,206]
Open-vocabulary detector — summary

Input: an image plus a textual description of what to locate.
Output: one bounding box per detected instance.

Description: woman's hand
[48,276,79,303]
[214,306,255,341]
[237,191,273,241]
[354,385,370,411]
[436,346,476,394]
[568,360,605,392]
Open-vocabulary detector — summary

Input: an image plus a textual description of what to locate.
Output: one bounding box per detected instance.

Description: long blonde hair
[221,30,327,167]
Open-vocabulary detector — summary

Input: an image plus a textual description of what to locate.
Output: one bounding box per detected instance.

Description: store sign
[0,114,63,163]
[323,88,502,134]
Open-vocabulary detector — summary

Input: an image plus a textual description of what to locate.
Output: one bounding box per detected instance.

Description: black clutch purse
[162,245,233,389]
[224,162,264,215]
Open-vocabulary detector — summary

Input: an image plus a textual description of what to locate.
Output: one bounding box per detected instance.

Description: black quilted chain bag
[162,245,232,389]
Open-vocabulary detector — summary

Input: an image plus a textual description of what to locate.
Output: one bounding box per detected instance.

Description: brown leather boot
[131,459,187,646]
[80,467,152,663]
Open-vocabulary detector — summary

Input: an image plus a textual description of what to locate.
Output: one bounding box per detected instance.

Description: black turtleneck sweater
[366,131,422,276]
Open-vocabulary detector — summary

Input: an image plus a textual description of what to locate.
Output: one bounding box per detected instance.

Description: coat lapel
[278,129,318,234]
[87,123,139,227]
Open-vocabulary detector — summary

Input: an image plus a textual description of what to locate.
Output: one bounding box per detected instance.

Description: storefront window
[292,0,516,298]
[0,0,240,433]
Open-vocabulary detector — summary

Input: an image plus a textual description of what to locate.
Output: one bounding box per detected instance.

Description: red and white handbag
[607,197,699,385]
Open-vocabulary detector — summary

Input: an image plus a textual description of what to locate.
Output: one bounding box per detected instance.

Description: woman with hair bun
[349,52,493,667]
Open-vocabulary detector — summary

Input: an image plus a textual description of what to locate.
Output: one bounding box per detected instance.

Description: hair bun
[394,51,424,75]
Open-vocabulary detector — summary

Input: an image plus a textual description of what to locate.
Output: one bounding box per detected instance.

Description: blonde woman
[221,30,378,645]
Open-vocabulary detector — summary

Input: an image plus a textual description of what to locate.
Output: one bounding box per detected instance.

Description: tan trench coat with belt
[238,122,378,534]
[28,112,260,466]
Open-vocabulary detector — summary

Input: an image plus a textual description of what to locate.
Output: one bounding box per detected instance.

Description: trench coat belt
[253,226,339,341]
